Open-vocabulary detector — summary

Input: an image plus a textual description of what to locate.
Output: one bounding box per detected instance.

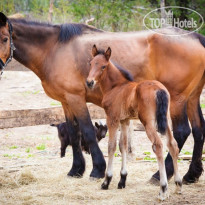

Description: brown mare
[0,12,205,182]
[87,45,182,200]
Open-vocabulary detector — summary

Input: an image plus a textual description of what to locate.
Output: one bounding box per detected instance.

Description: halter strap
[0,20,15,75]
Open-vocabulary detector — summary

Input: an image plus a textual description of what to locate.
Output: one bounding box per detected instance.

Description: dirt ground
[0,71,205,205]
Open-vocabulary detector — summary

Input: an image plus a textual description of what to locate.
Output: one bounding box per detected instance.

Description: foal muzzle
[86,80,95,89]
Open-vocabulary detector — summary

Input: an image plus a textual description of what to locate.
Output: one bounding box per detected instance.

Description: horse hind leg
[184,101,205,183]
[166,127,182,193]
[118,120,129,189]
[151,103,191,182]
[145,124,169,200]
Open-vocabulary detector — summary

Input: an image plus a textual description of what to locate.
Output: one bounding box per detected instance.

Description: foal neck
[99,61,129,94]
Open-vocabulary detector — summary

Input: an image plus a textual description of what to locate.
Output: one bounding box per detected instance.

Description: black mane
[113,62,134,82]
[9,18,103,42]
[59,23,103,42]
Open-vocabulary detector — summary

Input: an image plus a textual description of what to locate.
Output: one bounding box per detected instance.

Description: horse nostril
[86,80,94,88]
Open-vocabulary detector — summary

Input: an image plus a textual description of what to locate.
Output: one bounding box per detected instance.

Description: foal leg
[151,104,191,182]
[145,124,168,200]
[118,120,129,189]
[128,120,134,154]
[166,127,182,193]
[101,121,119,189]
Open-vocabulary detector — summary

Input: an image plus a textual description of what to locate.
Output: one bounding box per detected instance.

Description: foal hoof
[101,182,109,190]
[118,181,126,189]
[158,192,169,201]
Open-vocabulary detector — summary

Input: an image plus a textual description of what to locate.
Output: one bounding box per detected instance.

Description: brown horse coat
[0,14,205,181]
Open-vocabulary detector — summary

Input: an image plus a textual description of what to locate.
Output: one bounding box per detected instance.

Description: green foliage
[1,0,204,33]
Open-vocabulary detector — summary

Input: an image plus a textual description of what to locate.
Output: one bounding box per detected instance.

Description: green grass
[181,149,192,155]
[3,154,21,158]
[50,101,61,106]
[27,154,34,158]
[143,156,156,162]
[143,151,151,156]
[200,103,205,108]
[36,144,46,150]
[25,147,31,153]
[9,145,18,149]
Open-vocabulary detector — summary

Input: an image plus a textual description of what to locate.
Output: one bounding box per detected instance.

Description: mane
[9,18,103,42]
[95,50,134,82]
[113,62,134,82]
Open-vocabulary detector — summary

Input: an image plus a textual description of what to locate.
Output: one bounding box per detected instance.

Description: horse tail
[156,89,169,135]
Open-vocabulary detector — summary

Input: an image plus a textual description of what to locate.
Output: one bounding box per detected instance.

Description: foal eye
[3,38,8,43]
[101,66,106,70]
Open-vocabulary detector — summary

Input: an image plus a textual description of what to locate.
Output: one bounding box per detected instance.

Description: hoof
[182,174,199,184]
[90,164,106,179]
[67,166,85,178]
[175,181,182,194]
[101,182,109,190]
[118,182,126,189]
[158,192,169,201]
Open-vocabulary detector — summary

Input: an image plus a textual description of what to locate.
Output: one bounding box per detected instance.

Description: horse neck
[99,62,128,94]
[10,19,59,78]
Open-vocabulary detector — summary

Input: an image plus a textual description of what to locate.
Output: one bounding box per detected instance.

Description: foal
[86,45,182,200]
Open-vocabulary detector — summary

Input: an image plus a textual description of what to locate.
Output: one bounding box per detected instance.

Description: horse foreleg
[101,119,119,189]
[151,103,191,182]
[185,101,205,183]
[63,97,106,179]
[118,119,129,189]
[62,103,85,177]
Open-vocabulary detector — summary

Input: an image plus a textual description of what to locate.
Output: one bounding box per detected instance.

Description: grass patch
[27,154,34,158]
[36,144,46,150]
[25,147,31,153]
[143,151,151,156]
[181,149,192,155]
[200,103,205,108]
[50,101,61,106]
[9,145,18,149]
[143,156,156,162]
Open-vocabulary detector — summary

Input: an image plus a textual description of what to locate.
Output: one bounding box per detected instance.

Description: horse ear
[105,47,111,61]
[95,122,100,128]
[0,12,8,26]
[92,44,98,57]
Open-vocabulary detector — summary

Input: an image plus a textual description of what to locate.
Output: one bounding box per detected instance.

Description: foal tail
[156,89,169,135]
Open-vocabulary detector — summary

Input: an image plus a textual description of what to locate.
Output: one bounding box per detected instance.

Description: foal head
[0,12,13,70]
[86,44,111,89]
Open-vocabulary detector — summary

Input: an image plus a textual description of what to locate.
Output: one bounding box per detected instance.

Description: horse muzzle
[86,79,95,89]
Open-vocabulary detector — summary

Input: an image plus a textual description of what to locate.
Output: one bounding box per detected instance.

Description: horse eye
[101,66,106,70]
[3,38,8,43]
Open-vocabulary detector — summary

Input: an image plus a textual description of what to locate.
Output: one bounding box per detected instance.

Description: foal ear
[105,47,111,61]
[92,44,98,57]
[0,12,8,26]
